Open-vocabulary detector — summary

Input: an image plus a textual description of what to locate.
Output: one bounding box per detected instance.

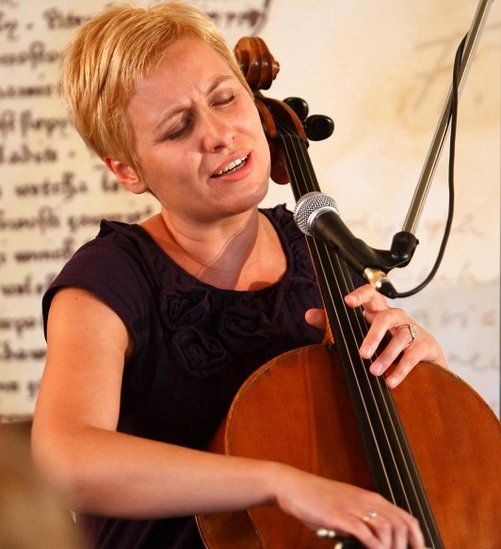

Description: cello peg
[304,114,335,141]
[283,96,309,121]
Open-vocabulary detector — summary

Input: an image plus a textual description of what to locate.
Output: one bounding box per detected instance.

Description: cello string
[285,128,433,507]
[313,237,403,499]
[327,243,435,527]
[305,141,438,534]
[280,128,439,544]
[276,127,437,536]
[277,132,399,478]
[314,233,438,545]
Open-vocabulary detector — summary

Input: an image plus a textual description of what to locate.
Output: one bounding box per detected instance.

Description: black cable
[394,34,468,298]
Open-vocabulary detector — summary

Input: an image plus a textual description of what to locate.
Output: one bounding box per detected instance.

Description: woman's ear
[105,158,148,194]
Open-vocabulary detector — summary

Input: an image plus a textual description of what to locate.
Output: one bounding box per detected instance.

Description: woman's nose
[199,110,235,152]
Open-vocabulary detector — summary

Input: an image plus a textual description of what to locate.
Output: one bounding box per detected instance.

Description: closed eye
[162,116,193,141]
[159,88,239,142]
[214,94,236,107]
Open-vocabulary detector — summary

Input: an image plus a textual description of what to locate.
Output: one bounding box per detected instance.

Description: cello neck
[276,127,443,548]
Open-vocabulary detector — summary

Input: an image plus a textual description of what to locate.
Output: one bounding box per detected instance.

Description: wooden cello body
[198,346,501,547]
[198,37,501,548]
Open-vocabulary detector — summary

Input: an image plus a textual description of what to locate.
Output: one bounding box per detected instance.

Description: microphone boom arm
[403,0,493,234]
[302,0,493,299]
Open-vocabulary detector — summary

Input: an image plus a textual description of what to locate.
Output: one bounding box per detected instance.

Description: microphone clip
[294,192,419,298]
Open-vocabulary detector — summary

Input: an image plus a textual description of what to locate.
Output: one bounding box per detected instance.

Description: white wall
[0,0,499,419]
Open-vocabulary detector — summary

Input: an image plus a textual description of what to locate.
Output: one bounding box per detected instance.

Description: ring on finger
[316,528,337,538]
[397,323,417,347]
[362,510,378,522]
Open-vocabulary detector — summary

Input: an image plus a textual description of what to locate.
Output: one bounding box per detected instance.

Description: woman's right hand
[271,463,425,549]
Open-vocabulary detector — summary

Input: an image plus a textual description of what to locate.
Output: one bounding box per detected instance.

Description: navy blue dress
[42,204,324,548]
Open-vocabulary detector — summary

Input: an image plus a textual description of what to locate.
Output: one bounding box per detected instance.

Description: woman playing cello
[32,2,448,548]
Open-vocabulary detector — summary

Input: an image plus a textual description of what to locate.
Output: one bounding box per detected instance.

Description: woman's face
[121,36,272,225]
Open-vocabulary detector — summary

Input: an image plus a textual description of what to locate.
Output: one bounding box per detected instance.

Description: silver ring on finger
[316,528,337,538]
[397,323,417,348]
[362,510,379,522]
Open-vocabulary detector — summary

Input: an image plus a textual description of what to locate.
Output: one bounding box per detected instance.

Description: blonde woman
[32,3,446,548]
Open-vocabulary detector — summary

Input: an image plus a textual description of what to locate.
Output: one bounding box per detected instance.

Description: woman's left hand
[305,284,447,389]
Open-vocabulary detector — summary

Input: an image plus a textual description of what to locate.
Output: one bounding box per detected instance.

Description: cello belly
[197,343,501,548]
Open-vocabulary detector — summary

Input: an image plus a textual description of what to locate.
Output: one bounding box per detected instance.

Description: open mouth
[213,155,249,177]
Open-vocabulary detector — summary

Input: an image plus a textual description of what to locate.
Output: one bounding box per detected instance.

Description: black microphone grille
[293,192,338,236]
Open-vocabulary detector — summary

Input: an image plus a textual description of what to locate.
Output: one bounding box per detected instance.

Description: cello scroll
[234,36,334,185]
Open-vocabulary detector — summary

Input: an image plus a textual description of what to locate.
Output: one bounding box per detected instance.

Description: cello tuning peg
[304,114,335,141]
[283,96,309,121]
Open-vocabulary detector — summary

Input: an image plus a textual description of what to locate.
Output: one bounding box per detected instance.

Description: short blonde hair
[60,1,251,173]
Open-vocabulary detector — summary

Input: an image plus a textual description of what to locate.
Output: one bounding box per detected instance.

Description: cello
[197,37,501,548]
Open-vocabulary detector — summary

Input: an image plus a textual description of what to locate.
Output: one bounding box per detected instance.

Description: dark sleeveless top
[42,204,324,549]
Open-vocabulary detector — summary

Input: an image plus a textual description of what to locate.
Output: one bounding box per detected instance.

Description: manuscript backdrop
[0,0,499,419]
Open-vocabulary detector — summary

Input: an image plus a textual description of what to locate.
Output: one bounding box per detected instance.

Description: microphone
[293,192,397,296]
